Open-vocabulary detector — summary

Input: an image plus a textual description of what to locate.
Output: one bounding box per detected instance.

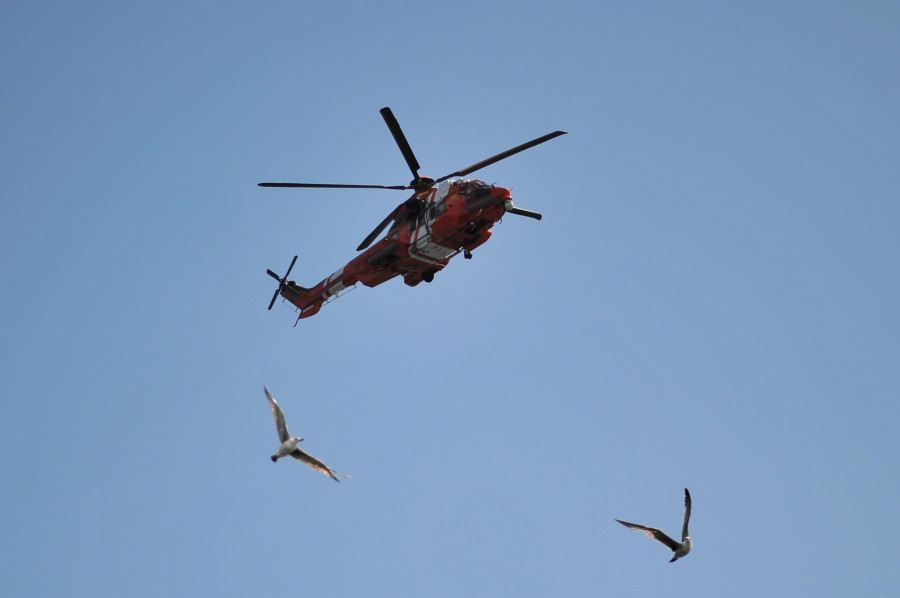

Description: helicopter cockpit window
[468,180,491,198]
[458,181,478,197]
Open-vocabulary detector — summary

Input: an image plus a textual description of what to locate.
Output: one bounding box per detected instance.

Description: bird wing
[615,519,680,552]
[682,488,692,540]
[264,386,291,443]
[289,447,347,482]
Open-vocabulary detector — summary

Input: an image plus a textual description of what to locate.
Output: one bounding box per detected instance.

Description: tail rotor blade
[268,288,281,311]
[284,255,297,280]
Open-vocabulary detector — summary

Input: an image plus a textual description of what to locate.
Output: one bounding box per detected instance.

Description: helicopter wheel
[423,269,436,283]
[464,250,473,259]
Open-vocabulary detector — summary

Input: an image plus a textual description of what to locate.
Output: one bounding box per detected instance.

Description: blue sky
[2,1,898,596]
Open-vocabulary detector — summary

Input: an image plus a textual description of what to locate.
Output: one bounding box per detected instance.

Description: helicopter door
[410,188,453,263]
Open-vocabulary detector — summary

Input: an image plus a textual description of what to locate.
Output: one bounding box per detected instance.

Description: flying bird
[615,488,692,562]
[264,386,348,482]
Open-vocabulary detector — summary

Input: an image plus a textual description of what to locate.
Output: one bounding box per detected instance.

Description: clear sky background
[2,2,898,596]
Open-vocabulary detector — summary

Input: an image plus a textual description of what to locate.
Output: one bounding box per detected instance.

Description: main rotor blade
[357,208,400,251]
[380,107,421,183]
[259,182,410,190]
[436,130,567,183]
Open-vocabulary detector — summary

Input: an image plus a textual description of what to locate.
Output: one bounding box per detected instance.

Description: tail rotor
[267,255,298,310]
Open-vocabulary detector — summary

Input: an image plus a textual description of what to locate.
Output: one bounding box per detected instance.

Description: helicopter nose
[465,184,511,214]
[490,185,511,199]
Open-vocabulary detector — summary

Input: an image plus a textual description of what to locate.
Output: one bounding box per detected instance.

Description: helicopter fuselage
[273,179,514,320]
[263,106,564,322]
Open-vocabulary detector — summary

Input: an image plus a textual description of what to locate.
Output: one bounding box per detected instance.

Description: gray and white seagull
[264,386,348,482]
[615,488,692,562]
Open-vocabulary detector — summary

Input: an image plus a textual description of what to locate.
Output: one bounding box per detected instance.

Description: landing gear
[422,269,436,283]
[464,250,473,259]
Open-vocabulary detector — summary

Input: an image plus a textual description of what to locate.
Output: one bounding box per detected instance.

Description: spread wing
[264,386,291,443]
[682,488,692,541]
[615,519,680,552]
[289,447,348,482]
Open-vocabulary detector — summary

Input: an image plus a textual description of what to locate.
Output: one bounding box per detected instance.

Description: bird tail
[330,470,351,482]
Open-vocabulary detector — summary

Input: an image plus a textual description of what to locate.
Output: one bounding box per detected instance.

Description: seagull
[615,488,692,562]
[264,386,348,482]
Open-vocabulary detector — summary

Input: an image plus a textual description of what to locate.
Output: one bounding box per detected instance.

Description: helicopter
[262,107,566,322]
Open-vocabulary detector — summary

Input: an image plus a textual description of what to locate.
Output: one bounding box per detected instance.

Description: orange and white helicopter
[262,107,565,322]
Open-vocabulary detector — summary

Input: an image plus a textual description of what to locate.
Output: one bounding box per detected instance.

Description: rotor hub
[412,176,435,192]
